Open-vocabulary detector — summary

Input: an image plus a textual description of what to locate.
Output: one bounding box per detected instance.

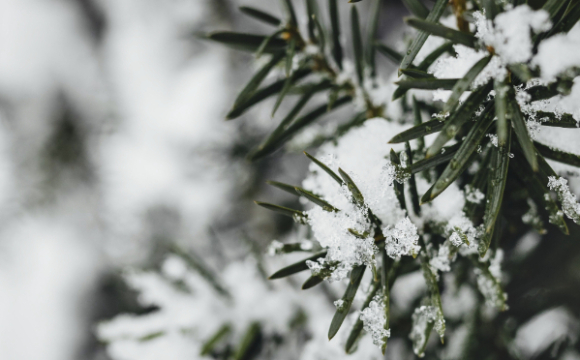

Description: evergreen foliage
[102,0,580,358]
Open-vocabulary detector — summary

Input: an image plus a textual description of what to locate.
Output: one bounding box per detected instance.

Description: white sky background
[0,0,236,359]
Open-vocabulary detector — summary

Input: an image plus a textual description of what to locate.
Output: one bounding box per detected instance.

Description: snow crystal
[429,243,453,273]
[548,176,580,223]
[489,249,504,280]
[474,6,551,64]
[409,305,444,357]
[384,217,421,259]
[474,253,507,310]
[444,212,481,255]
[267,240,284,256]
[360,295,391,348]
[449,232,464,247]
[306,206,377,282]
[382,162,411,186]
[487,133,499,147]
[475,269,502,309]
[334,299,345,310]
[465,185,485,204]
[526,118,542,140]
[522,199,546,234]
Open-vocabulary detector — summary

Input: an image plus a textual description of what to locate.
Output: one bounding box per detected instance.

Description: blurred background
[2,1,580,360]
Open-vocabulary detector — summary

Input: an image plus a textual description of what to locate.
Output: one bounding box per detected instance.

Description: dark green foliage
[395,78,459,91]
[480,127,512,257]
[351,6,364,84]
[205,1,580,358]
[388,119,445,144]
[345,281,380,353]
[328,0,343,69]
[508,93,538,171]
[405,18,477,48]
[239,6,281,26]
[424,103,495,202]
[234,52,286,107]
[426,81,493,159]
[205,32,287,53]
[268,251,328,279]
[399,0,449,74]
[390,149,407,210]
[328,266,366,340]
[302,275,324,289]
[445,56,492,113]
[399,68,434,79]
[376,41,403,64]
[401,0,429,19]
[227,69,312,119]
[535,141,580,167]
[254,201,306,222]
[248,96,351,160]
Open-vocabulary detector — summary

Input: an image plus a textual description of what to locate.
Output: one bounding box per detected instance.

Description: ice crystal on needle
[547,176,580,224]
[487,133,499,147]
[429,243,453,273]
[409,306,442,357]
[489,249,504,280]
[449,232,464,247]
[465,185,485,204]
[306,206,377,282]
[360,295,390,348]
[522,199,546,233]
[475,250,508,310]
[384,217,421,260]
[445,212,481,255]
[267,240,284,256]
